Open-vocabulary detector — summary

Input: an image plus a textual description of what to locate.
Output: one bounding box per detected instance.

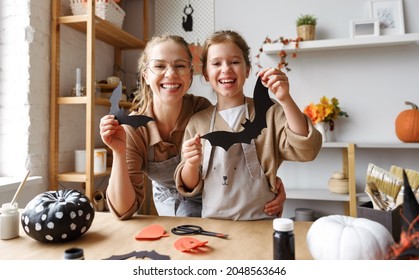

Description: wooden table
[0,212,313,260]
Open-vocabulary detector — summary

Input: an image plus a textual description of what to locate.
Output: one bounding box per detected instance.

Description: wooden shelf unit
[285,143,359,217]
[49,0,148,199]
[285,142,419,217]
[263,33,419,217]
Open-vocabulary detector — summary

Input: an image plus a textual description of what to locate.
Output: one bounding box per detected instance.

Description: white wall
[0,0,50,205]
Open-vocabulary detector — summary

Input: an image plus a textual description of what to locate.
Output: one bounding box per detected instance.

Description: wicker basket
[69,0,125,28]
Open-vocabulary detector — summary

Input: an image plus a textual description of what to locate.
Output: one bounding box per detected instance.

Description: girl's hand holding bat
[182,134,202,169]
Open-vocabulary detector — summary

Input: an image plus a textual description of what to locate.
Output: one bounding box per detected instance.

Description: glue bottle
[273,218,295,260]
[0,202,19,240]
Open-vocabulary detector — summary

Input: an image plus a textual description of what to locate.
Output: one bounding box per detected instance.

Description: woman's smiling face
[143,40,193,106]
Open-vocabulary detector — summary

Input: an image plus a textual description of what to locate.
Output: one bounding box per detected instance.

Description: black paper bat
[109,82,154,128]
[102,250,170,260]
[201,77,274,151]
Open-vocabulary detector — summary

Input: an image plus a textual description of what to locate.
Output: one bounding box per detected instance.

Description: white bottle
[0,202,19,240]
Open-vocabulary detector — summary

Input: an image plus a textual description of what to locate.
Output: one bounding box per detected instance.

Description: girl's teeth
[220,79,234,84]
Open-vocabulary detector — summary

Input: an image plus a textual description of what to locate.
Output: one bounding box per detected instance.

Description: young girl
[175,30,322,220]
[99,34,285,219]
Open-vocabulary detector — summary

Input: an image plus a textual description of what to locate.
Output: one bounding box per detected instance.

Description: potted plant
[296,14,317,41]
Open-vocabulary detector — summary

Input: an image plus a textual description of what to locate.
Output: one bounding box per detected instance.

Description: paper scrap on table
[103,250,170,260]
[135,224,170,240]
[174,237,208,252]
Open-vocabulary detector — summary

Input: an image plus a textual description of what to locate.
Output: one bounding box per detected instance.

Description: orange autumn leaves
[303,96,348,131]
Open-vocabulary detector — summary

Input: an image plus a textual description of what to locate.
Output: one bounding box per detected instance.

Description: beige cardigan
[175,97,323,197]
[106,94,211,220]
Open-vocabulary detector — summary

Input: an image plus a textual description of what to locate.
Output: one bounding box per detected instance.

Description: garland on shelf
[255,36,302,72]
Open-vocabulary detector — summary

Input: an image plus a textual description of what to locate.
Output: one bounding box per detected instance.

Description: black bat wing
[108,82,154,128]
[201,130,242,151]
[103,250,138,260]
[109,82,123,116]
[103,250,170,260]
[201,77,274,151]
[252,76,275,130]
[115,109,154,128]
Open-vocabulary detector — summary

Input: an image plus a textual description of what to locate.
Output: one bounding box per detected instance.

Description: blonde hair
[131,34,193,113]
[200,30,251,77]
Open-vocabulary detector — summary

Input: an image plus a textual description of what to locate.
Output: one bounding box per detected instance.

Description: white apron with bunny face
[201,104,275,220]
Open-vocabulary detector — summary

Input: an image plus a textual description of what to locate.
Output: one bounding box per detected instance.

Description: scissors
[171,224,229,239]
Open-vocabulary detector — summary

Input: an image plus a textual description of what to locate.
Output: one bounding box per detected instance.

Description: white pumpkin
[306,215,394,260]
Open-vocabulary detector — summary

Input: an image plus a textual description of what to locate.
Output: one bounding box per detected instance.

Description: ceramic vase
[315,122,334,142]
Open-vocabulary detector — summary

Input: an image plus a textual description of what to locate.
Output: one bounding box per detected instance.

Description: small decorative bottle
[273,218,295,260]
[0,202,19,240]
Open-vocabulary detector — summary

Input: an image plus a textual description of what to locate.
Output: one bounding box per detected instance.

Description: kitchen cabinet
[49,0,148,199]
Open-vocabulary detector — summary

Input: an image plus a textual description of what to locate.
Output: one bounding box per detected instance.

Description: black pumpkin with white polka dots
[21,189,95,242]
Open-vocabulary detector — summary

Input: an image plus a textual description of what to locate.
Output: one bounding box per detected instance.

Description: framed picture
[350,19,379,38]
[369,0,405,35]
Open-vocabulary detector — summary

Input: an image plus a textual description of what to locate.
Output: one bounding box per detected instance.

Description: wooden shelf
[355,142,419,149]
[57,96,131,108]
[286,189,369,203]
[59,15,145,50]
[284,141,419,216]
[56,168,111,183]
[263,33,419,54]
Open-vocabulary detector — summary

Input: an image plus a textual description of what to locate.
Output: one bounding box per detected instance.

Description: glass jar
[0,202,19,240]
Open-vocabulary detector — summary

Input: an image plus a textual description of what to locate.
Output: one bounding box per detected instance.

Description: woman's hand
[258,67,290,102]
[264,177,286,217]
[99,115,126,153]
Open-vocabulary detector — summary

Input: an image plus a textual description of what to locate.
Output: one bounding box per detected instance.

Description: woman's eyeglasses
[146,59,193,76]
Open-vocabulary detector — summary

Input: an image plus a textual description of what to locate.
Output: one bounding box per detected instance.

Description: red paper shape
[135,224,170,240]
[174,237,208,252]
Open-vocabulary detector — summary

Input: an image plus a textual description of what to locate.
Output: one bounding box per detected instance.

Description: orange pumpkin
[395,101,419,142]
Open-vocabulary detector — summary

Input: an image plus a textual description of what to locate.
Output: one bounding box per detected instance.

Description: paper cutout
[201,77,274,151]
[174,237,208,252]
[135,224,170,240]
[109,82,154,128]
[103,250,170,260]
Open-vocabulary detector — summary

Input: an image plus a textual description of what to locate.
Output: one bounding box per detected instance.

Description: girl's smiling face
[143,40,193,106]
[204,42,250,106]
